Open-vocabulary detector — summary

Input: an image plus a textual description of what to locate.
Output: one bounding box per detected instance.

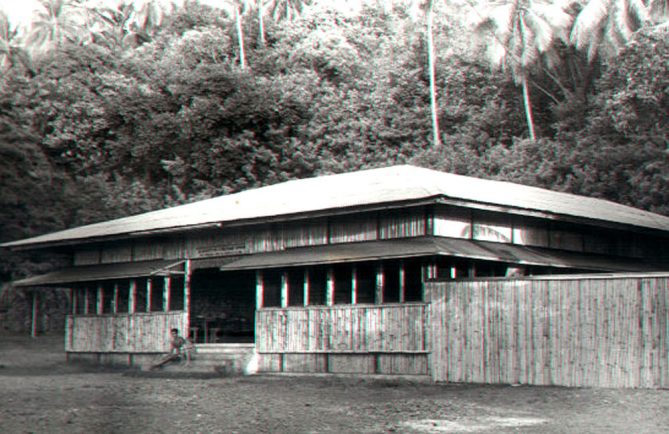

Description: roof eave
[1,197,443,251]
[4,194,667,252]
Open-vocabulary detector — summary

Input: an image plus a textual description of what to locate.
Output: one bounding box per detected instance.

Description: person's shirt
[170,336,187,354]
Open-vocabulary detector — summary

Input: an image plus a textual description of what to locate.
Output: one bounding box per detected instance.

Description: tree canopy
[0,0,667,285]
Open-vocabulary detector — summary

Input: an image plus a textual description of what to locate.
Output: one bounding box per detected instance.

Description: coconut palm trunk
[426,0,441,147]
[235,5,246,70]
[521,74,536,141]
[258,1,265,47]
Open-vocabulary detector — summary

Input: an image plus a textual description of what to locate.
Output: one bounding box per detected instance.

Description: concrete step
[194,343,255,354]
[142,344,258,376]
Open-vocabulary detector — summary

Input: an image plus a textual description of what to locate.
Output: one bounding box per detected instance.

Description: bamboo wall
[427,275,669,388]
[256,304,428,375]
[65,311,187,353]
[75,208,429,266]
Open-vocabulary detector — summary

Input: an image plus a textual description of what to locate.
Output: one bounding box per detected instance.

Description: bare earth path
[1,334,668,433]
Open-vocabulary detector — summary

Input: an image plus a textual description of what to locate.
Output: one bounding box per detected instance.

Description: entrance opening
[190,269,256,344]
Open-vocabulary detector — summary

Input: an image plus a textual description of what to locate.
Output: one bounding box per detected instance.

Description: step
[194,343,255,354]
[142,344,259,376]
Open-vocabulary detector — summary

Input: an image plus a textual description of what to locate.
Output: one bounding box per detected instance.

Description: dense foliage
[0,0,667,296]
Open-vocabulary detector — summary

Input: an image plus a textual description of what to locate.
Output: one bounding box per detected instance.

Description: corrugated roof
[4,165,669,249]
[18,238,659,287]
[208,238,657,272]
[12,259,184,287]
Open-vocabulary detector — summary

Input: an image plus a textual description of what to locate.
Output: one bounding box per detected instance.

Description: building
[3,165,669,376]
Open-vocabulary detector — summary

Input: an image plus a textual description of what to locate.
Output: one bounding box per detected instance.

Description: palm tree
[402,0,443,147]
[426,0,441,147]
[134,0,163,44]
[0,12,31,72]
[223,0,251,69]
[258,0,266,46]
[28,0,83,52]
[472,0,572,141]
[570,0,666,60]
[235,1,248,69]
[267,0,311,22]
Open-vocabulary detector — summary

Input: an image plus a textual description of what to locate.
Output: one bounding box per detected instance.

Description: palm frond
[650,0,669,21]
[571,0,609,49]
[523,9,554,52]
[628,0,651,23]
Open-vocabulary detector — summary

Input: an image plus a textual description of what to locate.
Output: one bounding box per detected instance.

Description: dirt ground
[1,334,668,434]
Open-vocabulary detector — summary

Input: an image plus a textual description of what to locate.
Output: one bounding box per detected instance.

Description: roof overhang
[14,238,666,288]
[13,260,185,287]
[193,238,661,273]
[5,165,669,252]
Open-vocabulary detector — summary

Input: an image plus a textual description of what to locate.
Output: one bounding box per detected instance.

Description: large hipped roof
[4,165,669,249]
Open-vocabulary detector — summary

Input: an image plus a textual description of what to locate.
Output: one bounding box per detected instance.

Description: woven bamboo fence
[427,274,669,388]
[256,303,428,374]
[65,311,187,353]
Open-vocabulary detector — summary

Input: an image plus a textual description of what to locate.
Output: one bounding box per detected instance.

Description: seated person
[150,328,193,370]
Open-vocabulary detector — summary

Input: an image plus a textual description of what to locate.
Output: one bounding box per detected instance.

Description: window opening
[308,266,327,305]
[334,264,352,304]
[384,260,400,303]
[356,262,376,304]
[263,269,282,307]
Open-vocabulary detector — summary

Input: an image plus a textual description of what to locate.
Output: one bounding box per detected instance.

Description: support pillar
[256,270,264,310]
[399,260,406,303]
[303,269,310,306]
[96,285,104,315]
[128,280,137,313]
[281,272,289,308]
[83,288,90,314]
[184,260,192,335]
[375,263,384,304]
[163,276,171,312]
[351,265,357,305]
[30,291,38,338]
[146,278,153,312]
[71,289,77,315]
[326,268,335,306]
[112,283,119,314]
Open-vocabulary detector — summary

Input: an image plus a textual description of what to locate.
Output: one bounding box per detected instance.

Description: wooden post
[351,265,358,305]
[421,260,437,302]
[163,276,171,312]
[281,271,289,308]
[184,260,192,335]
[30,291,38,338]
[83,288,90,314]
[425,205,434,235]
[326,268,335,306]
[112,283,119,314]
[96,285,104,315]
[427,262,437,279]
[128,280,137,313]
[71,289,77,315]
[375,263,384,304]
[146,278,153,312]
[256,270,264,310]
[399,260,406,303]
[303,269,310,306]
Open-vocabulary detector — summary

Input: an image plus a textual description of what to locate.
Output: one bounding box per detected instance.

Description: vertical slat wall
[65,311,187,353]
[94,208,427,263]
[256,304,428,375]
[427,276,669,388]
